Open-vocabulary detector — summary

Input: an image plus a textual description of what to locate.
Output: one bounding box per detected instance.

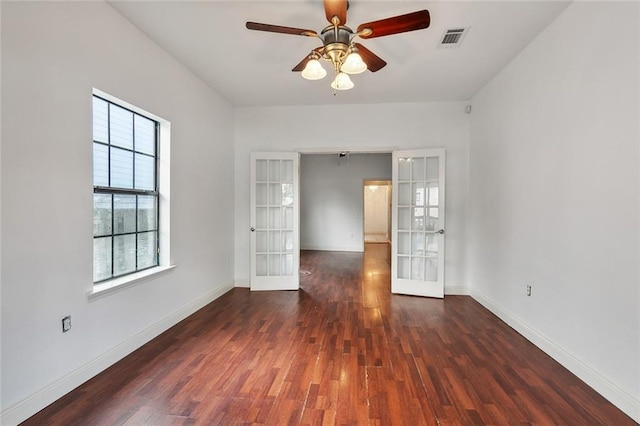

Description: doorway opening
[299,153,392,253]
[363,180,391,244]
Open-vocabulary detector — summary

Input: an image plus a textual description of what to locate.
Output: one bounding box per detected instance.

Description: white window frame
[89,88,174,299]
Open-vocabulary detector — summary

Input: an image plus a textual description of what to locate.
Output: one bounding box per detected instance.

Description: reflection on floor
[364,232,389,243]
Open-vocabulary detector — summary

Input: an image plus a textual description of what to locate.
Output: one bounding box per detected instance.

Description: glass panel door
[250,152,299,291]
[392,149,445,298]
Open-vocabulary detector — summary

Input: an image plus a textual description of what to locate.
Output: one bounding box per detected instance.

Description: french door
[391,149,446,298]
[250,152,300,291]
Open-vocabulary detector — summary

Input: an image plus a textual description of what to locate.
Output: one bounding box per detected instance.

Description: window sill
[88,265,177,300]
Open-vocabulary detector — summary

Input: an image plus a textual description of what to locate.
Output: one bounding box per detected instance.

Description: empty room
[1,0,638,424]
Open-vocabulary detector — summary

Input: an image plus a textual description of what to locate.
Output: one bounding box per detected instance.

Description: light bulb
[301,59,327,80]
[341,52,367,74]
[331,72,354,90]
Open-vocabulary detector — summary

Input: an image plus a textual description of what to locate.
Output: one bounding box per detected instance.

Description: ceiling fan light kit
[246,0,430,94]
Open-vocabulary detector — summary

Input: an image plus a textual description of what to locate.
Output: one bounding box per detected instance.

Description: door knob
[250,227,255,232]
[437,229,444,234]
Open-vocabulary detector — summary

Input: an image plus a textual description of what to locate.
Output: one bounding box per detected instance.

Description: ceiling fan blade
[356,10,430,39]
[324,0,348,25]
[292,47,324,72]
[246,22,318,37]
[354,43,387,73]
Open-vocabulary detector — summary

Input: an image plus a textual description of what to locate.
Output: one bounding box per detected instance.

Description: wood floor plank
[22,243,636,425]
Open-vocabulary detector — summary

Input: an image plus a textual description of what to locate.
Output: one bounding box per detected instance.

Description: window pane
[256,207,268,229]
[93,193,112,236]
[135,153,155,190]
[398,158,411,181]
[110,104,133,149]
[134,115,155,155]
[256,183,268,205]
[412,208,425,231]
[426,234,439,257]
[269,231,281,252]
[269,254,281,275]
[137,195,157,232]
[398,207,410,231]
[114,234,136,276]
[398,183,410,205]
[412,157,425,181]
[93,237,112,281]
[269,207,281,228]
[269,184,281,206]
[282,254,293,276]
[256,160,268,182]
[426,157,439,180]
[411,257,424,280]
[269,160,280,181]
[114,194,136,234]
[282,183,293,206]
[398,232,410,255]
[92,97,108,143]
[428,183,439,206]
[282,160,293,183]
[412,183,426,206]
[426,258,438,281]
[411,232,425,256]
[398,256,410,279]
[111,147,133,188]
[256,231,268,252]
[282,207,293,229]
[256,254,268,276]
[282,231,293,253]
[137,231,157,269]
[93,143,108,186]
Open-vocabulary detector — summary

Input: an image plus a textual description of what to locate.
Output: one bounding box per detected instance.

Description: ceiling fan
[246,0,430,91]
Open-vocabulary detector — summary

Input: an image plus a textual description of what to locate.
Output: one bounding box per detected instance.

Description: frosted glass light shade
[341,52,367,74]
[301,59,327,80]
[331,72,354,90]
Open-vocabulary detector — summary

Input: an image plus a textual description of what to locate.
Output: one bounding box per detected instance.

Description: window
[92,95,160,283]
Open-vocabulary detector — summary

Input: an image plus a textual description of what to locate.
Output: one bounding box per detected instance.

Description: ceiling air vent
[439,27,469,48]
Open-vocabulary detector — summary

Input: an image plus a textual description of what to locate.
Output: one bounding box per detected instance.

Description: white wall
[469,2,639,421]
[1,2,235,423]
[300,153,391,252]
[234,102,470,293]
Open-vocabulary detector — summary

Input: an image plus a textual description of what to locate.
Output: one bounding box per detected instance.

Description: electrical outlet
[62,315,71,333]
[526,285,532,297]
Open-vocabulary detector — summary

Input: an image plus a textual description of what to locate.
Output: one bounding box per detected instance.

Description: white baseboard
[444,285,470,295]
[300,245,363,252]
[1,283,234,426]
[471,290,640,423]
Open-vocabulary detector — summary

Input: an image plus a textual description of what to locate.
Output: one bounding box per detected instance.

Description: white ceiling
[109,1,571,107]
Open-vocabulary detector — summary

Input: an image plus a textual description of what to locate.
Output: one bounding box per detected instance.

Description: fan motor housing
[321,26,353,64]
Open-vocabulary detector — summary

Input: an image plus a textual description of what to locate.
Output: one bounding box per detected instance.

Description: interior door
[250,152,300,291]
[392,149,445,298]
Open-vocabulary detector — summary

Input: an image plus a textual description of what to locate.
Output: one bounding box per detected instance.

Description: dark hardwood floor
[23,244,635,425]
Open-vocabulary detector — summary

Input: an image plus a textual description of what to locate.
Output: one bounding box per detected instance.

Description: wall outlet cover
[62,315,71,332]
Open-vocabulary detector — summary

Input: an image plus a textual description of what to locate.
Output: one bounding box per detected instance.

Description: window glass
[93,95,159,283]
[109,104,134,149]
